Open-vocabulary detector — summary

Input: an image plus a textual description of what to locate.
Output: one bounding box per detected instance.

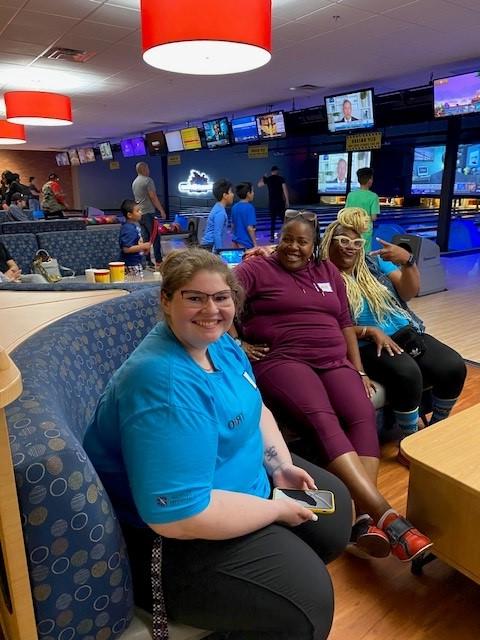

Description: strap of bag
[151,535,169,640]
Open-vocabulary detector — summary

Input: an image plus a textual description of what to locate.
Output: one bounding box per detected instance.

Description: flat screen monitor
[146,131,167,155]
[454,143,480,195]
[217,248,245,268]
[165,130,184,152]
[180,127,202,151]
[410,145,446,195]
[99,142,113,161]
[325,89,375,133]
[120,137,146,158]
[68,149,80,166]
[434,71,480,118]
[256,111,286,139]
[317,152,372,194]
[56,152,70,166]
[77,147,96,164]
[203,117,230,148]
[350,151,372,190]
[231,115,259,144]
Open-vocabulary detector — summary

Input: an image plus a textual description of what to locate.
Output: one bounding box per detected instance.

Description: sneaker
[382,514,433,562]
[346,517,391,559]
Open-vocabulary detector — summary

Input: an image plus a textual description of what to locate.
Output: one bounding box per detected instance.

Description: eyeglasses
[284,210,317,225]
[180,289,234,308]
[333,235,366,250]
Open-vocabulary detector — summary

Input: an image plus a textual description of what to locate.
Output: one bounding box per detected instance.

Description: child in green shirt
[345,167,379,251]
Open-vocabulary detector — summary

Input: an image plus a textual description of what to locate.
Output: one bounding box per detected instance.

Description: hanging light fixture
[5,91,73,126]
[141,0,272,75]
[0,120,26,145]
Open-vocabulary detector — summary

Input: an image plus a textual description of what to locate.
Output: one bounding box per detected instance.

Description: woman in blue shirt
[84,248,351,639]
[323,208,466,447]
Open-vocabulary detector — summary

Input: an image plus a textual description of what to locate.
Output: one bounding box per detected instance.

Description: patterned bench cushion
[0,233,38,273]
[37,228,121,274]
[7,287,160,640]
[1,219,86,235]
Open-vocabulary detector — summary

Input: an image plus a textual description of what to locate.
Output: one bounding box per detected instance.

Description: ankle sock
[377,508,398,530]
[394,408,419,437]
[430,396,458,425]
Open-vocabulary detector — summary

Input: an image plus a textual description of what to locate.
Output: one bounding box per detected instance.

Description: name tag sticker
[317,282,333,293]
[242,371,257,389]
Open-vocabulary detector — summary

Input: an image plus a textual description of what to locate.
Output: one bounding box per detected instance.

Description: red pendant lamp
[141,0,272,75]
[0,120,26,145]
[5,91,73,126]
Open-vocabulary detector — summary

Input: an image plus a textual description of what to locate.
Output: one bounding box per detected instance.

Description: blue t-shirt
[231,201,256,249]
[357,257,409,336]
[83,323,270,527]
[201,202,228,251]
[119,221,144,266]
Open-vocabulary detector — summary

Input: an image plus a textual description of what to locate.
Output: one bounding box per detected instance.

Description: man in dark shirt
[6,192,29,221]
[258,166,290,241]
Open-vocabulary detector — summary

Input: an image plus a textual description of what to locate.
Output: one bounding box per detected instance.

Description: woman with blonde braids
[323,207,466,450]
[234,211,433,563]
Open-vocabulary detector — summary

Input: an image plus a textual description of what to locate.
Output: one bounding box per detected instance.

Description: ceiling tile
[0,37,45,55]
[341,0,419,13]
[0,4,17,25]
[2,11,77,45]
[87,3,140,28]
[70,19,135,42]
[386,0,480,31]
[445,0,480,10]
[272,0,337,21]
[25,0,96,19]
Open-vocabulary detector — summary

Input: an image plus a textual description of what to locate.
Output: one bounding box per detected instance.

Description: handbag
[391,325,426,359]
[32,249,74,283]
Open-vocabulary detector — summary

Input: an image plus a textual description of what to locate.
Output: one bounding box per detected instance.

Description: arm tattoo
[264,446,278,462]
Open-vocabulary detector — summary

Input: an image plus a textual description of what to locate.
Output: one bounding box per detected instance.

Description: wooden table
[0,289,126,353]
[401,405,480,584]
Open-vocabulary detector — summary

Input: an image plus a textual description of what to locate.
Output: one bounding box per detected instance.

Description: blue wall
[75,151,165,211]
[167,139,317,212]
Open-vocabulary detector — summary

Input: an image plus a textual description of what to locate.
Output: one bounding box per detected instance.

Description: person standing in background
[201,178,233,252]
[41,173,68,219]
[231,181,257,249]
[28,176,41,211]
[258,166,289,242]
[345,167,380,251]
[132,162,166,268]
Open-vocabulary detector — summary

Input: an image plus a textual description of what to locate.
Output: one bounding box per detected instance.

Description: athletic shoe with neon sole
[382,514,433,562]
[346,517,391,559]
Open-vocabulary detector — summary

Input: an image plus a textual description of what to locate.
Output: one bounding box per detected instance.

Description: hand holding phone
[273,489,335,514]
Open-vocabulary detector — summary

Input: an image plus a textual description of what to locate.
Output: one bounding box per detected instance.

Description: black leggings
[122,455,351,640]
[360,333,466,412]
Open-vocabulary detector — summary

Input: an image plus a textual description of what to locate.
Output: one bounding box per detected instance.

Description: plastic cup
[94,269,110,283]
[109,262,125,282]
[85,268,96,283]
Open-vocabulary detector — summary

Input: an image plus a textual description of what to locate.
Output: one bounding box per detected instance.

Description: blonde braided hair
[321,207,410,324]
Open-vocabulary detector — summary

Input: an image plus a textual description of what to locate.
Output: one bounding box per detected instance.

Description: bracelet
[358,370,368,377]
[359,326,367,339]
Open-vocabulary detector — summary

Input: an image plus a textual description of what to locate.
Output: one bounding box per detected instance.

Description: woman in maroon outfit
[233,212,432,563]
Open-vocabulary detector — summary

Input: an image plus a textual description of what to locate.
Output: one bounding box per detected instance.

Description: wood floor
[328,365,480,640]
[410,254,480,364]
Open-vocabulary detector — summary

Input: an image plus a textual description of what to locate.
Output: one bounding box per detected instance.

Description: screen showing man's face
[343,101,352,120]
[337,160,347,181]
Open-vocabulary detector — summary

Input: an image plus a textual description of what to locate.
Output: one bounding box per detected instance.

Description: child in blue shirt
[201,178,234,252]
[119,199,151,277]
[231,181,257,249]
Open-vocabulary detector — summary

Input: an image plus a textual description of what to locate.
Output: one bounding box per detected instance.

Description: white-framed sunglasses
[333,235,366,250]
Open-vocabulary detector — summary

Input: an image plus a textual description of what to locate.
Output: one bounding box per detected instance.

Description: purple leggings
[256,361,380,463]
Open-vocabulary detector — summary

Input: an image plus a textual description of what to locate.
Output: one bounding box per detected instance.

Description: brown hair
[160,248,244,313]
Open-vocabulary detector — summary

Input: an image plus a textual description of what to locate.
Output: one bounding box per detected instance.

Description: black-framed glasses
[180,289,234,308]
[333,235,366,250]
[284,210,317,225]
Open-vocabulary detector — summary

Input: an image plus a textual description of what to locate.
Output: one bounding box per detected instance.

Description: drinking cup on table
[94,269,110,283]
[109,262,125,282]
[85,268,96,283]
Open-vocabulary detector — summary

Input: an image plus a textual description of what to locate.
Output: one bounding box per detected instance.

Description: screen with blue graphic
[454,143,480,195]
[317,151,371,194]
[203,117,230,149]
[231,115,259,144]
[121,137,146,158]
[434,71,480,118]
[411,145,446,195]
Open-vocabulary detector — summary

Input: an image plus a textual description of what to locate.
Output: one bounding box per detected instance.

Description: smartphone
[272,488,335,514]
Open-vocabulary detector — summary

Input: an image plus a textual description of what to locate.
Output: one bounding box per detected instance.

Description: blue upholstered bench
[5,287,208,640]
[0,219,86,235]
[0,232,38,273]
[36,227,121,274]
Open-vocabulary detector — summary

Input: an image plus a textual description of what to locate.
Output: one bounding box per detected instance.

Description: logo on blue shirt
[228,413,244,429]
